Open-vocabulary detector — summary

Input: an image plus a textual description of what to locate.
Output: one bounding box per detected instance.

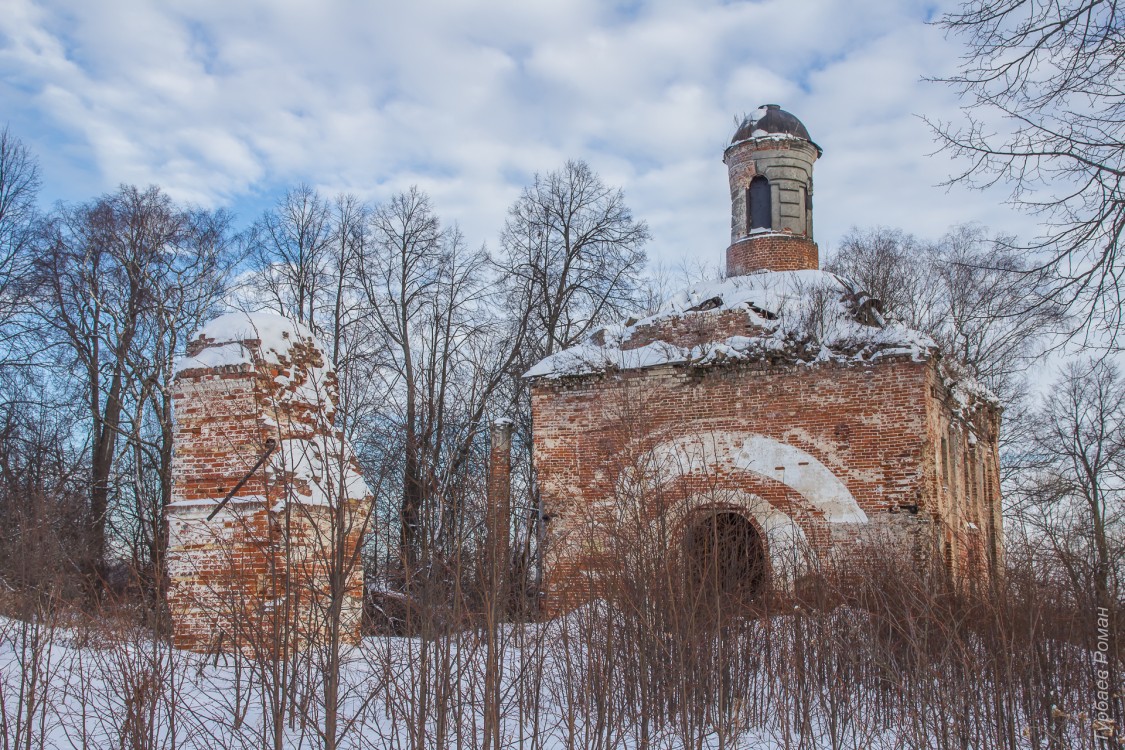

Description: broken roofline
[523,270,938,381]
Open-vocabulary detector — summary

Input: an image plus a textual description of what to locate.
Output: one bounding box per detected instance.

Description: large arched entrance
[685,511,767,601]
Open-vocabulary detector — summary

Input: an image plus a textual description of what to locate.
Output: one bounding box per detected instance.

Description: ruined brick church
[525,105,1003,610]
[164,106,1003,650]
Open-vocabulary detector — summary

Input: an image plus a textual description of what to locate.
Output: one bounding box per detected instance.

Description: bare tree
[826,224,1061,399]
[1019,359,1124,617]
[498,161,649,600]
[247,184,334,329]
[0,126,41,354]
[826,226,946,335]
[358,188,444,573]
[1008,358,1125,737]
[123,206,234,608]
[932,0,1125,344]
[325,193,369,371]
[32,185,234,589]
[499,159,649,361]
[936,225,1066,393]
[359,188,518,577]
[0,398,88,599]
[240,189,380,443]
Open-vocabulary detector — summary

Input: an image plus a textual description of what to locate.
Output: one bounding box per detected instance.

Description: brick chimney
[485,418,514,598]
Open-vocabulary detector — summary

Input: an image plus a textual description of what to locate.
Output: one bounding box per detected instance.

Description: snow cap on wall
[175,311,320,374]
[525,270,936,379]
[171,310,369,509]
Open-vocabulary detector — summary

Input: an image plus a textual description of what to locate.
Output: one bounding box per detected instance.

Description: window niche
[748,175,771,232]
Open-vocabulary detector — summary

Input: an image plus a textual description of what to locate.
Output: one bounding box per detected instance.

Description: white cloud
[0,0,1036,265]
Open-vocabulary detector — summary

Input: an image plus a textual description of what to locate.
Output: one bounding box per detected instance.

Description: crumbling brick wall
[530,355,1001,612]
[166,312,372,654]
[526,110,1002,613]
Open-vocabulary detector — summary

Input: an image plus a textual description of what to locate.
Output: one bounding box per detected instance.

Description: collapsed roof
[525,270,935,380]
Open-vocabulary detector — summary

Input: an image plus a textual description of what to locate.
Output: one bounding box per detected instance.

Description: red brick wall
[166,320,370,654]
[530,355,1001,611]
[922,365,1004,582]
[623,309,768,350]
[727,234,819,275]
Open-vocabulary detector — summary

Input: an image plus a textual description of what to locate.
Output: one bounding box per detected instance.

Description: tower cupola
[724,105,821,276]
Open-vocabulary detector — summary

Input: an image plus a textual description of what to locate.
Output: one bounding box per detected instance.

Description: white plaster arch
[622,430,868,525]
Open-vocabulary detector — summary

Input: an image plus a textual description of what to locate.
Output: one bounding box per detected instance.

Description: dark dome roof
[732,105,821,155]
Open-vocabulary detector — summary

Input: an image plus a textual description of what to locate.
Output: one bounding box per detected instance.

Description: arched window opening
[685,511,767,602]
[748,176,771,232]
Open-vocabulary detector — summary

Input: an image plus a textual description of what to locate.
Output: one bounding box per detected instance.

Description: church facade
[526,106,1003,610]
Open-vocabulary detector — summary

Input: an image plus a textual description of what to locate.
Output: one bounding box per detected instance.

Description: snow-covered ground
[0,604,1105,749]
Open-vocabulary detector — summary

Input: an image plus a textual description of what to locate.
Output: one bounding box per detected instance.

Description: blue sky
[1,0,1034,269]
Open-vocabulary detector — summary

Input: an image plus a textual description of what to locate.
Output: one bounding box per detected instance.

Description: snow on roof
[942,358,1001,413]
[176,311,338,415]
[196,311,316,344]
[173,342,254,373]
[525,270,938,380]
[175,312,320,372]
[174,311,326,374]
[174,312,369,508]
[727,132,814,151]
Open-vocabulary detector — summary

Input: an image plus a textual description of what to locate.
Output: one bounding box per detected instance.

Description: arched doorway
[685,511,767,600]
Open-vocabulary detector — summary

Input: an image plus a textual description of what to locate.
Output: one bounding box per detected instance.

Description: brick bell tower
[724,104,822,275]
